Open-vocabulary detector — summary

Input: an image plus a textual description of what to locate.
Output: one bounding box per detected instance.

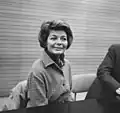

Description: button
[61,77,65,85]
[52,89,56,93]
[63,83,65,86]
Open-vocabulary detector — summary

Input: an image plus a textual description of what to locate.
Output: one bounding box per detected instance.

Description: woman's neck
[45,49,64,67]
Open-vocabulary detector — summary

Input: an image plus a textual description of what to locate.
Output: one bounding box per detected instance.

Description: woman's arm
[27,70,48,108]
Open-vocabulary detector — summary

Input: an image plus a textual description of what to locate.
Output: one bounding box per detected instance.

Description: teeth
[54,47,63,49]
[55,48,63,49]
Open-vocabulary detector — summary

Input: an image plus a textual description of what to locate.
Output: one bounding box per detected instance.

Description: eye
[61,36,67,41]
[50,36,57,40]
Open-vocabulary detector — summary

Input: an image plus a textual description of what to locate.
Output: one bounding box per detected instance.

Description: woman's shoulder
[31,59,45,73]
[64,58,71,66]
[64,58,70,63]
[32,59,41,67]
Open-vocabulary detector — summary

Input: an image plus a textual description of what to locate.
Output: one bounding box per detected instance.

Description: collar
[41,50,55,68]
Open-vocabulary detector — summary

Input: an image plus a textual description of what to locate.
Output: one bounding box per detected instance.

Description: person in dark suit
[85,44,120,100]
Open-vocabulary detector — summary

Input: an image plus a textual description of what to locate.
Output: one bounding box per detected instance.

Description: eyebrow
[51,35,67,37]
[51,35,57,37]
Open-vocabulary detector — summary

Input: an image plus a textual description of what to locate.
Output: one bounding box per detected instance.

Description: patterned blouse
[27,50,73,107]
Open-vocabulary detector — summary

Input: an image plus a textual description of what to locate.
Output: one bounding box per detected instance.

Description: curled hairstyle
[38,20,73,49]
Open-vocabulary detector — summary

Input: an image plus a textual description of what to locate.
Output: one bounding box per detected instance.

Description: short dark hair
[38,20,73,49]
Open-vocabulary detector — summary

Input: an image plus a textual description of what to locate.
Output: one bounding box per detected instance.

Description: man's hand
[116,88,120,95]
[116,88,120,100]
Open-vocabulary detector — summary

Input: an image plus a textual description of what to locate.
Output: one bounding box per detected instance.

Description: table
[1,99,120,113]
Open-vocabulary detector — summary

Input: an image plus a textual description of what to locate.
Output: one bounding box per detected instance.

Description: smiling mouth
[54,47,63,50]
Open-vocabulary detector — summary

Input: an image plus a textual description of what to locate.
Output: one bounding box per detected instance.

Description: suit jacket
[86,44,120,100]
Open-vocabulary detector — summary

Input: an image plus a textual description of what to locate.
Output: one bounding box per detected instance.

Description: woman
[26,20,74,108]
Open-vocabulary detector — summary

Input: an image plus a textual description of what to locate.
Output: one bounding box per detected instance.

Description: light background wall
[0,0,120,96]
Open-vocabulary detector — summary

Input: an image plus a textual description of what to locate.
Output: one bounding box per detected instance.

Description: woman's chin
[53,51,64,55]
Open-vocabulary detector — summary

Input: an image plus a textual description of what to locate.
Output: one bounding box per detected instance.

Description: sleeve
[27,70,48,108]
[97,45,120,92]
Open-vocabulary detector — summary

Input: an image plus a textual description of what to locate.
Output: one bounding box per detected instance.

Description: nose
[56,38,62,45]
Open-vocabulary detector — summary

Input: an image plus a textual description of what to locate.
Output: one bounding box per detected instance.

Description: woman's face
[46,30,68,55]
